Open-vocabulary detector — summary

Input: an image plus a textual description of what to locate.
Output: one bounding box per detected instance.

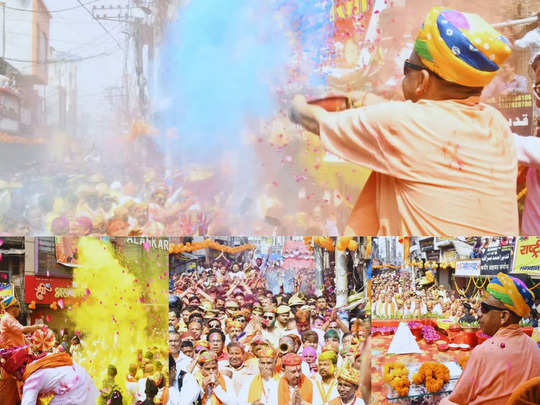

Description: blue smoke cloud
[157,0,334,161]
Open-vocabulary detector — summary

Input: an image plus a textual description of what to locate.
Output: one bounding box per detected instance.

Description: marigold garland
[313,236,335,251]
[472,276,488,290]
[383,362,410,397]
[303,236,314,251]
[169,239,256,254]
[453,276,473,296]
[412,362,450,393]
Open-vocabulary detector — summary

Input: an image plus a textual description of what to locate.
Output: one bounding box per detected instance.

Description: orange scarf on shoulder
[22,353,74,405]
[202,373,227,405]
[23,353,73,381]
[277,374,313,405]
[329,396,361,405]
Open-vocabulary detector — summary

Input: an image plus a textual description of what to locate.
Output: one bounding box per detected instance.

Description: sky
[43,0,134,120]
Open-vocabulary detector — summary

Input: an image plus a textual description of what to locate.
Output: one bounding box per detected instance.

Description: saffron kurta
[0,313,26,405]
[318,97,518,235]
[440,325,540,405]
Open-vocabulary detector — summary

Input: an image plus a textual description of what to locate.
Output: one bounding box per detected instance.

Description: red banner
[24,275,77,305]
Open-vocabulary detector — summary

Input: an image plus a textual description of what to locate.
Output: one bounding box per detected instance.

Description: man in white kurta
[328,365,365,405]
[22,359,99,405]
[314,351,339,404]
[198,351,237,405]
[238,347,279,405]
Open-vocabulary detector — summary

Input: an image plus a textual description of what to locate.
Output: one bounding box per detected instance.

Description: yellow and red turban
[30,328,56,353]
[487,273,535,318]
[227,320,243,330]
[1,296,19,310]
[195,340,210,351]
[336,364,361,386]
[198,350,217,365]
[259,347,276,359]
[415,7,512,87]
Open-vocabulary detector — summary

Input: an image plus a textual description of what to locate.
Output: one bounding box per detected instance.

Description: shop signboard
[512,237,540,276]
[24,275,82,305]
[455,259,481,277]
[480,245,513,276]
[495,94,534,137]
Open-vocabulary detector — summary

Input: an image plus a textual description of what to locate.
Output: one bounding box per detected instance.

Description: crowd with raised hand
[168,258,370,405]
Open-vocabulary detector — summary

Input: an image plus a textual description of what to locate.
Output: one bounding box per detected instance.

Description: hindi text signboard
[512,237,540,276]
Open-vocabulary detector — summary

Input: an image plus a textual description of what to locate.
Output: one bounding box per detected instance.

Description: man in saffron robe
[440,273,540,405]
[290,7,517,236]
[0,296,41,405]
[275,353,323,405]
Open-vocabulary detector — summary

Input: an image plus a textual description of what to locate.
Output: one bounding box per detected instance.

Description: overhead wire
[74,0,123,50]
[4,0,102,14]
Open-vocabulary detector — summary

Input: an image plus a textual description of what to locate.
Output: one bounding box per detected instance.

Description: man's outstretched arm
[289,95,329,136]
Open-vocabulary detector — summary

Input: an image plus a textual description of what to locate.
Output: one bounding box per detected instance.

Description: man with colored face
[239,347,278,405]
[290,7,518,236]
[315,351,339,404]
[261,309,280,348]
[441,273,540,405]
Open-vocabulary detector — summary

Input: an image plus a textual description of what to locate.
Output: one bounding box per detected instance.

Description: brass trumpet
[279,342,291,354]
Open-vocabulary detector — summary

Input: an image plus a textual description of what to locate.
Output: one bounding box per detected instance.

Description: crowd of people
[371,271,480,322]
[168,256,370,404]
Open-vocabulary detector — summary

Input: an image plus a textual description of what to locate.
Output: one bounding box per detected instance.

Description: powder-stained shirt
[318,97,518,235]
[440,325,540,405]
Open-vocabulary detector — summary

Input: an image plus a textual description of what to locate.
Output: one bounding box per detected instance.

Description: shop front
[24,275,81,332]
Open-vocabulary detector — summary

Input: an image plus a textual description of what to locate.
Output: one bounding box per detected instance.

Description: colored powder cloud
[67,237,168,401]
[156,0,333,161]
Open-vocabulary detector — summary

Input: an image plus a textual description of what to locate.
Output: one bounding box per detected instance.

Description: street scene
[370,237,540,404]
[0,1,538,235]
[169,236,371,404]
[0,236,168,404]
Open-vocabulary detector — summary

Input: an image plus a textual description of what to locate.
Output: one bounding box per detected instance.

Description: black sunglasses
[263,315,275,320]
[404,60,442,79]
[480,302,507,314]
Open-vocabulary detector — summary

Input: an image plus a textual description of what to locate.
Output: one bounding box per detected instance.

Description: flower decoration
[169,239,256,254]
[412,362,450,393]
[383,361,410,397]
